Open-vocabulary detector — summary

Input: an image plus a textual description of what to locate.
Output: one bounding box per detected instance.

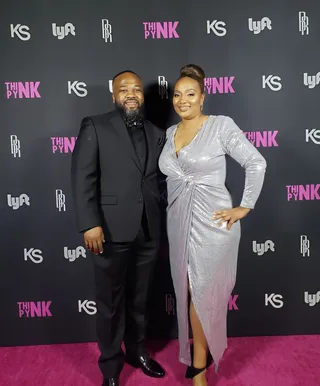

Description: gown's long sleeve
[219,117,267,209]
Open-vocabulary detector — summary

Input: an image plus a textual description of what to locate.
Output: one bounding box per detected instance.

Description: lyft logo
[253,240,275,256]
[52,23,76,39]
[10,135,21,158]
[228,295,239,310]
[248,17,272,34]
[24,248,43,264]
[165,294,175,315]
[18,301,52,318]
[10,24,31,41]
[265,294,283,308]
[262,75,282,91]
[304,72,320,89]
[306,129,320,145]
[207,20,227,36]
[64,246,86,262]
[68,81,87,97]
[244,131,278,147]
[304,291,320,307]
[7,194,30,210]
[102,19,112,42]
[299,12,309,36]
[300,235,310,257]
[204,77,235,94]
[51,137,77,153]
[158,76,168,99]
[143,22,179,39]
[78,300,97,315]
[287,184,320,201]
[56,189,66,212]
[5,82,41,99]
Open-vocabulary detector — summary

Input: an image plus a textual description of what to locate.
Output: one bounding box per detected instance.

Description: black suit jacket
[71,109,165,242]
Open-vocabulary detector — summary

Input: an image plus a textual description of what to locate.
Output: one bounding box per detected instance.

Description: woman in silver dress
[159,64,266,386]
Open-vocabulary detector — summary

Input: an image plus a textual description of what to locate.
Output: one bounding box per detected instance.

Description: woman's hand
[212,206,251,230]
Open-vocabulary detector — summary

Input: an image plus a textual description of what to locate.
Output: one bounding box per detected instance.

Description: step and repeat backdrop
[1,0,319,346]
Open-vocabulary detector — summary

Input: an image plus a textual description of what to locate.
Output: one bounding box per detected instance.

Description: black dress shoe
[102,377,119,386]
[126,353,165,378]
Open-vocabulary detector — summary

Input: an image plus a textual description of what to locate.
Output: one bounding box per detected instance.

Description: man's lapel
[109,111,143,173]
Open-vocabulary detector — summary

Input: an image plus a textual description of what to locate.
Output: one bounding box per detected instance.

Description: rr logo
[253,240,275,256]
[158,76,168,99]
[248,17,272,34]
[64,247,86,262]
[102,19,112,42]
[206,20,227,36]
[24,248,43,264]
[299,11,309,35]
[265,294,283,308]
[10,24,31,41]
[300,235,310,257]
[56,189,66,212]
[78,300,97,315]
[10,135,21,158]
[68,81,87,97]
[7,194,30,210]
[262,75,282,91]
[52,23,76,39]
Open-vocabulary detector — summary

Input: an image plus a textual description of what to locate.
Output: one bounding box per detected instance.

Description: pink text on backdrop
[143,22,179,39]
[229,295,239,310]
[244,131,278,147]
[5,82,41,99]
[18,301,52,318]
[204,77,235,94]
[287,184,320,201]
[51,137,77,153]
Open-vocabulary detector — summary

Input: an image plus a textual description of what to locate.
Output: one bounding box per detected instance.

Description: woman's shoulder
[165,124,177,138]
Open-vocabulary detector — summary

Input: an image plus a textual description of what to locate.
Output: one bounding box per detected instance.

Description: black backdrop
[1,0,319,347]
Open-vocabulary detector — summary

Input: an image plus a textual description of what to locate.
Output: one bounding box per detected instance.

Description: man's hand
[84,226,105,254]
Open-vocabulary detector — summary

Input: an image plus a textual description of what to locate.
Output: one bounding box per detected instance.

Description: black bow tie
[127,120,144,130]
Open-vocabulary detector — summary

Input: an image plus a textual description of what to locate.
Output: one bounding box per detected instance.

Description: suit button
[138,198,143,204]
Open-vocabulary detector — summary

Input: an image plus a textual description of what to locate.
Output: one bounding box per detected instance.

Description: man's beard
[115,100,145,127]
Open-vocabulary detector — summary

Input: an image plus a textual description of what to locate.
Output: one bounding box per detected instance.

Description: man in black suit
[71,71,166,386]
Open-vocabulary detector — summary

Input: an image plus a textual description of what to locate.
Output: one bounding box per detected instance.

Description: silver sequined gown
[159,115,266,369]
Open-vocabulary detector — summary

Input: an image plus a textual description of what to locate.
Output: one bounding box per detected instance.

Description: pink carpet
[1,336,320,386]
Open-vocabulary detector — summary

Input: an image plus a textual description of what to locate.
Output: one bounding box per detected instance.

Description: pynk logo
[165,294,175,315]
[5,82,41,99]
[248,17,272,34]
[102,19,112,42]
[68,81,87,97]
[143,22,179,39]
[158,76,168,99]
[299,12,309,36]
[10,24,31,41]
[24,248,43,264]
[253,240,275,256]
[204,77,235,94]
[18,301,52,318]
[265,294,283,308]
[304,291,320,307]
[56,189,66,211]
[52,23,75,39]
[262,75,282,91]
[303,72,320,89]
[10,135,21,157]
[306,129,320,145]
[64,246,86,262]
[286,184,320,201]
[51,137,77,153]
[207,20,227,36]
[244,131,278,147]
[78,300,97,315]
[228,295,239,311]
[7,194,30,210]
[300,235,310,257]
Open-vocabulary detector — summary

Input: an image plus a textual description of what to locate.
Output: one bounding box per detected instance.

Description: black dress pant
[92,215,159,378]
